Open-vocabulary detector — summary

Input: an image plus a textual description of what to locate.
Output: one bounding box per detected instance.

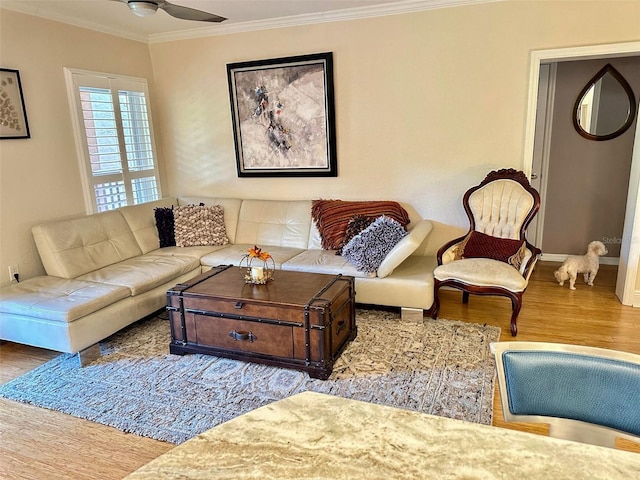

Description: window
[65,69,161,213]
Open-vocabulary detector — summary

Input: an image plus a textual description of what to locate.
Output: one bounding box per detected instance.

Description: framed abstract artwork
[227,52,337,177]
[0,68,30,139]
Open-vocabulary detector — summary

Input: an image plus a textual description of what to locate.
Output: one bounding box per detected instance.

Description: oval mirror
[573,64,637,141]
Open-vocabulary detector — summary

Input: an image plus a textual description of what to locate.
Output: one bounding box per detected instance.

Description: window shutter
[66,69,161,213]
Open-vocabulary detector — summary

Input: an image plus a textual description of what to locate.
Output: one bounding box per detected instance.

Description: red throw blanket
[311,199,410,250]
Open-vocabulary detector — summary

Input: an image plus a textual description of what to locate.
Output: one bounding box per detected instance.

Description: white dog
[554,241,608,290]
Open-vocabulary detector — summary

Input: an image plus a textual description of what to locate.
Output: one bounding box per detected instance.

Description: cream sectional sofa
[0,197,436,357]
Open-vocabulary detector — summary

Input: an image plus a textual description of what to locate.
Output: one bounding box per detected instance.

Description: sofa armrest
[377,220,433,278]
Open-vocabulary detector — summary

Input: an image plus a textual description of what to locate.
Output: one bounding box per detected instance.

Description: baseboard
[540,253,619,266]
[633,291,640,308]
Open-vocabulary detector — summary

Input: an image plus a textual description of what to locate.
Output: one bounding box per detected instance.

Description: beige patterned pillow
[174,205,229,247]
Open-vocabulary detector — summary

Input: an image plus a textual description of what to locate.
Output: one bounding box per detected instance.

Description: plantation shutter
[66,69,161,213]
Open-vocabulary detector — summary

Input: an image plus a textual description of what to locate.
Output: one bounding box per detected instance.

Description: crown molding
[1,0,502,45]
[149,0,501,44]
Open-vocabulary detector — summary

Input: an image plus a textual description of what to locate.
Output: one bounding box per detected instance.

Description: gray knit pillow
[174,205,229,247]
[341,216,408,273]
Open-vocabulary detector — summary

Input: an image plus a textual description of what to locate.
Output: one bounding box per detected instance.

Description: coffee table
[166,265,357,379]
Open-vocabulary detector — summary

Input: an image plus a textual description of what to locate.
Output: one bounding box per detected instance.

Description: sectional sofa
[0,197,437,358]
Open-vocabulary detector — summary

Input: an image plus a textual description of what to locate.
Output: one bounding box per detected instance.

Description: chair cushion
[456,231,526,270]
[434,258,527,292]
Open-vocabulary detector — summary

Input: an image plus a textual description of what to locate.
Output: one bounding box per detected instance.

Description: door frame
[522,41,640,306]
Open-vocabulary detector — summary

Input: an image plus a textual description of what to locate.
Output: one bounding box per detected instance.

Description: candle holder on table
[240,245,275,284]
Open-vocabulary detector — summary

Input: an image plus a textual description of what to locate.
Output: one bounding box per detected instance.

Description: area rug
[0,310,500,444]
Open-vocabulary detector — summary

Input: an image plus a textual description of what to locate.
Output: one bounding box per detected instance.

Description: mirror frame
[572,63,637,141]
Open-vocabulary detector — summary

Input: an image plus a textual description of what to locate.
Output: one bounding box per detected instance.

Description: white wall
[1,1,639,286]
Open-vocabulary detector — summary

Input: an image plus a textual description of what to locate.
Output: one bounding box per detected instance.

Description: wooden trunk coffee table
[166,265,357,379]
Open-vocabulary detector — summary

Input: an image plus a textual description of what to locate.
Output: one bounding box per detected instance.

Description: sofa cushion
[32,210,142,279]
[311,200,410,250]
[0,276,130,322]
[281,250,375,278]
[153,245,228,260]
[234,200,313,249]
[77,254,200,296]
[174,205,229,247]
[200,245,304,269]
[118,197,177,254]
[341,216,408,273]
[377,219,433,278]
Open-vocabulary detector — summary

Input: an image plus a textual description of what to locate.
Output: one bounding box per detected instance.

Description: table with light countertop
[125,391,640,479]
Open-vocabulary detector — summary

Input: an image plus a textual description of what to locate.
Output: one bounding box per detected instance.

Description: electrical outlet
[8,265,19,282]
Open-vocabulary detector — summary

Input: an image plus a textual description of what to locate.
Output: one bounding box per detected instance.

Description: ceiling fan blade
[160,1,226,22]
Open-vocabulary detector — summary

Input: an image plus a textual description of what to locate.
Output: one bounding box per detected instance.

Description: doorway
[532,57,639,263]
[522,42,640,306]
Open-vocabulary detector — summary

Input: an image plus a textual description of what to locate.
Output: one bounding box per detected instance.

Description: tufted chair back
[464,171,539,241]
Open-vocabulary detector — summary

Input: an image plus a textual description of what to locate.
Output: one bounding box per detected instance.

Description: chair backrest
[491,341,640,448]
[464,169,540,240]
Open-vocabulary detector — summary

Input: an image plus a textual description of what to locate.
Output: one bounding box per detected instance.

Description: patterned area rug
[0,310,500,444]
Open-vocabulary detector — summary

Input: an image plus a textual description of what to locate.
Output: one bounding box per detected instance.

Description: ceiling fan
[115,0,226,22]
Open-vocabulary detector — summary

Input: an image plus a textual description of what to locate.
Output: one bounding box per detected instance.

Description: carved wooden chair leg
[509,293,523,336]
[462,291,470,304]
[428,282,441,319]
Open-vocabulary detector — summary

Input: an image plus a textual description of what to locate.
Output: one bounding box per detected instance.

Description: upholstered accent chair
[491,342,640,448]
[429,169,541,336]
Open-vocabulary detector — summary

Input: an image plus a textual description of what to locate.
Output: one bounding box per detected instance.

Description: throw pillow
[460,230,526,269]
[311,199,410,250]
[336,214,375,255]
[154,207,175,248]
[174,205,229,247]
[341,216,408,273]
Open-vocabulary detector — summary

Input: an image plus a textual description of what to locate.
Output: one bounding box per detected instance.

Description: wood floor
[1,261,638,479]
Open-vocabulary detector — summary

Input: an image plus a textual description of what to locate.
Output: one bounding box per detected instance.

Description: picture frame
[227,52,337,177]
[0,68,30,139]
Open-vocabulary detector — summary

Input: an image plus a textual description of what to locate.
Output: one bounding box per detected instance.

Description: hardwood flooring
[0,261,638,479]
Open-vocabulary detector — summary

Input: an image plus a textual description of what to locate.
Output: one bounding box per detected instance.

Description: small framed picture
[0,68,30,139]
[227,52,337,177]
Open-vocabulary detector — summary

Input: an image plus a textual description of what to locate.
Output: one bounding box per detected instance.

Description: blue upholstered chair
[491,341,640,448]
